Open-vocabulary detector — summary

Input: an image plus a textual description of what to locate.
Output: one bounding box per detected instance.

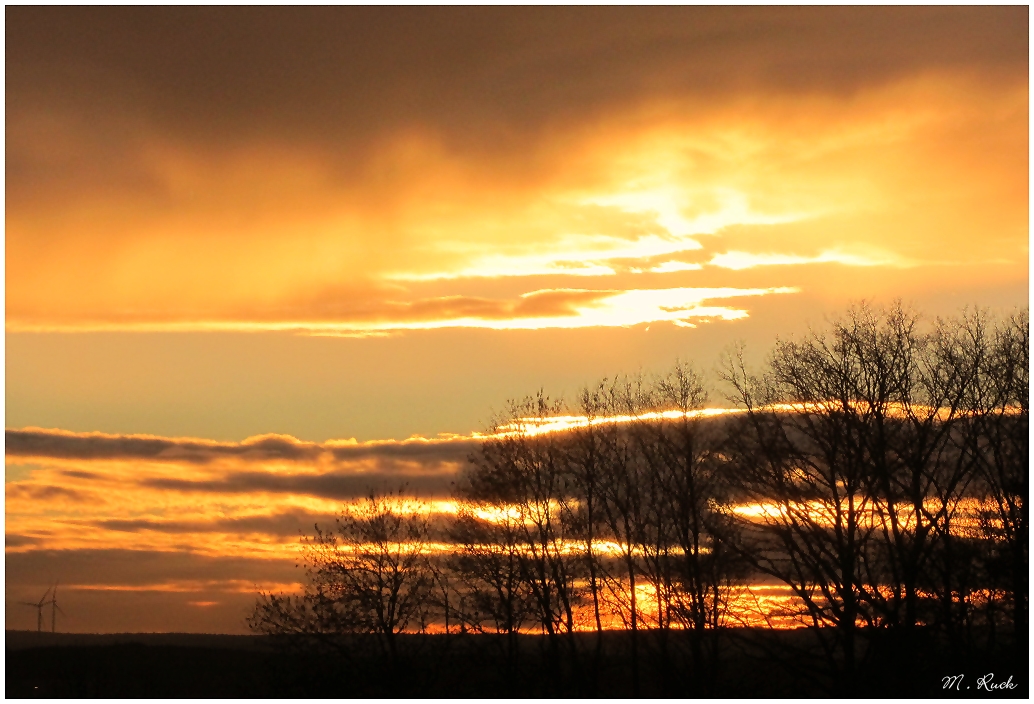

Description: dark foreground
[6,628,1027,698]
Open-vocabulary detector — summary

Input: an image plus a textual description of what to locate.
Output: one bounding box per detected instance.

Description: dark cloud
[8,8,1024,138]
[59,469,105,480]
[7,7,1026,206]
[5,548,296,588]
[8,428,319,463]
[141,469,457,501]
[513,289,614,318]
[5,484,91,502]
[94,511,340,537]
[281,289,615,326]
[14,288,620,329]
[5,534,41,548]
[7,427,471,500]
[386,290,608,323]
[7,427,477,467]
[328,440,477,463]
[92,507,460,538]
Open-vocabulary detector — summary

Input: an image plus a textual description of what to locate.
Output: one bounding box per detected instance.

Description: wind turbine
[19,587,51,632]
[45,583,66,633]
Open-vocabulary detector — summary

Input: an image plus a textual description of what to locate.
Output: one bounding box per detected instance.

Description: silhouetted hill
[5,630,272,651]
[6,628,1027,698]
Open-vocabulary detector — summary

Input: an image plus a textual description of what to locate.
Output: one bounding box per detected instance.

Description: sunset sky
[6,7,1028,633]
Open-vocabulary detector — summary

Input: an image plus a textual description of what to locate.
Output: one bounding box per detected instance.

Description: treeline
[250,304,1027,695]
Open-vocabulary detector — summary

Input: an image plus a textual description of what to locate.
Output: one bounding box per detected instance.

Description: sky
[5,7,1028,633]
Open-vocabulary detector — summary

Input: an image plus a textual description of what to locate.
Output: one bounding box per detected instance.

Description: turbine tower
[46,583,65,633]
[19,587,51,632]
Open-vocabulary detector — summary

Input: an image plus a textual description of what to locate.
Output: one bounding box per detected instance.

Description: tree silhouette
[249,302,1028,697]
[250,489,433,669]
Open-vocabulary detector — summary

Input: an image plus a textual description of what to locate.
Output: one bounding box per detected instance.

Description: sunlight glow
[391,188,810,282]
[709,249,911,270]
[585,187,805,239]
[647,260,704,273]
[275,286,797,334]
[496,407,747,437]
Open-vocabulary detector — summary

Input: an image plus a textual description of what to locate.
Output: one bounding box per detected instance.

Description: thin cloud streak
[5,286,799,334]
[7,426,477,466]
[709,249,913,270]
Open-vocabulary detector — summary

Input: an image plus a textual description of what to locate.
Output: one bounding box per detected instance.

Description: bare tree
[565,382,610,650]
[590,376,652,696]
[249,489,434,668]
[446,500,534,666]
[636,361,742,691]
[720,338,877,691]
[719,302,1029,688]
[465,393,585,686]
[966,309,1028,650]
[249,302,1026,697]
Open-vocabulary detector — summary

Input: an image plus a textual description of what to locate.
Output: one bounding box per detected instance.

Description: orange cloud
[708,249,911,271]
[7,69,1027,332]
[5,286,799,334]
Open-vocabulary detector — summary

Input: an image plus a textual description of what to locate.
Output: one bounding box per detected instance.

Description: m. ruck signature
[942,674,1018,692]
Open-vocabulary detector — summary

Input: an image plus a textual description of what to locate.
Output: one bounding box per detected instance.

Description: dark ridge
[6,628,1027,698]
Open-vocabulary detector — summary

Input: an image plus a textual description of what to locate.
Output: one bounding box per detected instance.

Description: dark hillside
[6,628,1026,698]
